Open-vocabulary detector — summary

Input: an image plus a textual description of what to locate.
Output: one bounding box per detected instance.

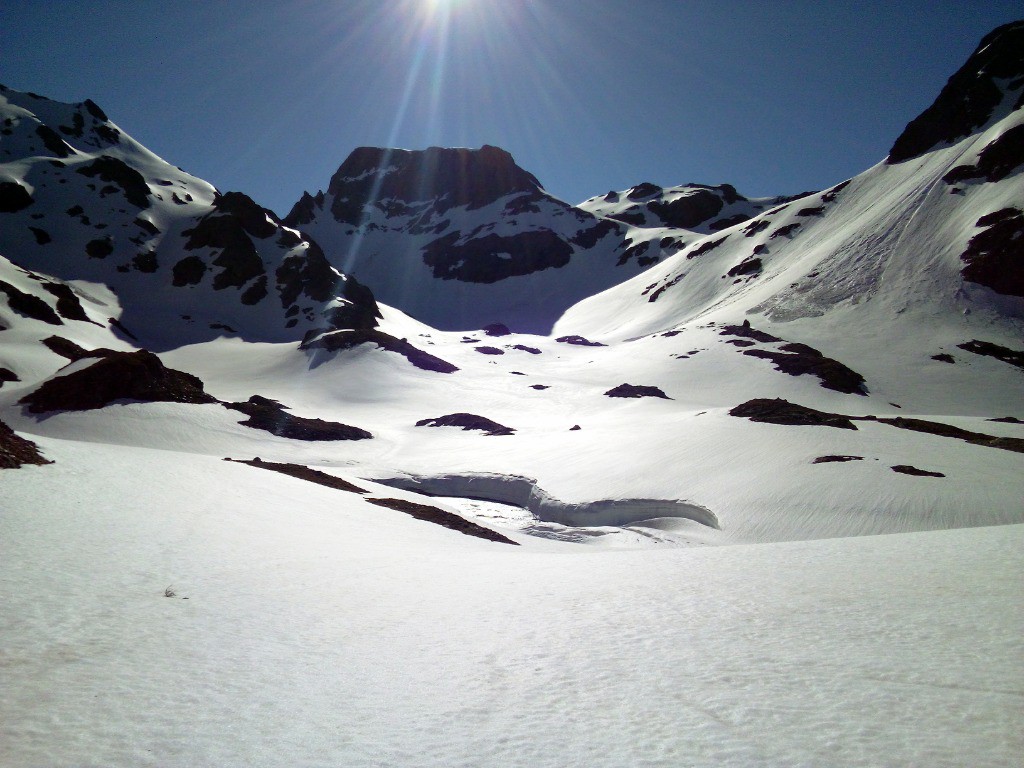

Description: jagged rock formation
[0,84,381,349]
[284,145,641,333]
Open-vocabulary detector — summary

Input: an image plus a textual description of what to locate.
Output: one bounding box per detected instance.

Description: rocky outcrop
[888,21,1024,163]
[959,208,1024,297]
[0,418,52,468]
[415,413,515,436]
[20,350,217,413]
[311,145,544,226]
[224,395,372,441]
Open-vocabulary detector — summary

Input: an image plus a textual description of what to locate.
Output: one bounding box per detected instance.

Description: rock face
[315,145,543,225]
[0,84,380,349]
[888,20,1024,163]
[283,145,638,333]
[19,350,218,413]
[0,418,52,468]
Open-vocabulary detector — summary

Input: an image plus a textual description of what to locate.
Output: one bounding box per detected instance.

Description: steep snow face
[285,145,644,334]
[555,49,1024,387]
[0,85,380,350]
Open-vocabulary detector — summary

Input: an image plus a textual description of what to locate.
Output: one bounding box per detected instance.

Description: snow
[2,437,1021,767]
[2,46,1024,765]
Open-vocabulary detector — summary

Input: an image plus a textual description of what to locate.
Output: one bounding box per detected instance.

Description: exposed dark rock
[84,235,113,258]
[58,111,85,138]
[729,399,858,429]
[422,230,573,282]
[727,257,762,277]
[570,424,581,431]
[959,208,1024,296]
[0,280,62,325]
[797,206,826,217]
[743,219,771,237]
[20,350,217,413]
[726,339,755,347]
[891,465,945,478]
[989,416,1023,424]
[208,191,278,238]
[365,497,518,545]
[511,344,541,354]
[302,328,458,373]
[483,323,511,336]
[876,415,1024,453]
[35,125,73,158]
[224,396,372,441]
[75,156,150,208]
[132,251,159,273]
[29,226,51,245]
[812,455,864,464]
[647,190,724,228]
[943,123,1024,184]
[182,213,266,291]
[608,210,647,226]
[415,413,515,436]
[688,235,729,258]
[277,240,337,303]
[569,219,620,249]
[604,383,671,399]
[889,21,1024,163]
[240,276,268,305]
[718,321,782,343]
[821,180,852,203]
[325,272,382,331]
[227,457,367,493]
[743,343,867,395]
[41,283,90,321]
[0,182,33,212]
[172,255,207,286]
[475,346,504,355]
[0,418,52,469]
[932,353,956,363]
[530,384,550,390]
[957,339,1024,369]
[769,223,801,239]
[41,335,114,361]
[627,182,663,200]
[709,213,751,231]
[555,335,606,347]
[617,240,652,266]
[0,367,19,387]
[83,99,109,122]
[325,145,543,224]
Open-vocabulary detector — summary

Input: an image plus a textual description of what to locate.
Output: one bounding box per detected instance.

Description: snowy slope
[2,440,1020,767]
[1,21,1023,767]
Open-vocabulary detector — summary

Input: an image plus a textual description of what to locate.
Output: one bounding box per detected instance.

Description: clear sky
[2,1,1020,216]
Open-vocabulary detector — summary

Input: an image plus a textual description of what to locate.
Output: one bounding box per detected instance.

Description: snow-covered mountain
[283,144,648,333]
[2,21,1023,768]
[0,85,381,352]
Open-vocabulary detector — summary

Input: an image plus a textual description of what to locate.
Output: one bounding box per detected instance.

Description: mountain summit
[287,145,544,227]
[285,145,638,333]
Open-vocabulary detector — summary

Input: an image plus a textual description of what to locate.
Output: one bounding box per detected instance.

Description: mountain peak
[888,19,1024,163]
[313,145,544,226]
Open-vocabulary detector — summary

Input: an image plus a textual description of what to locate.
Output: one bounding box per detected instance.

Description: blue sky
[2,1,1020,215]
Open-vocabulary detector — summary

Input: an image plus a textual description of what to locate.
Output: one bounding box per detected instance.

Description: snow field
[1,437,1021,767]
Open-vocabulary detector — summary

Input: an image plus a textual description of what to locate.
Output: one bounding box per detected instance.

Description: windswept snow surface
[1,439,1021,768]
